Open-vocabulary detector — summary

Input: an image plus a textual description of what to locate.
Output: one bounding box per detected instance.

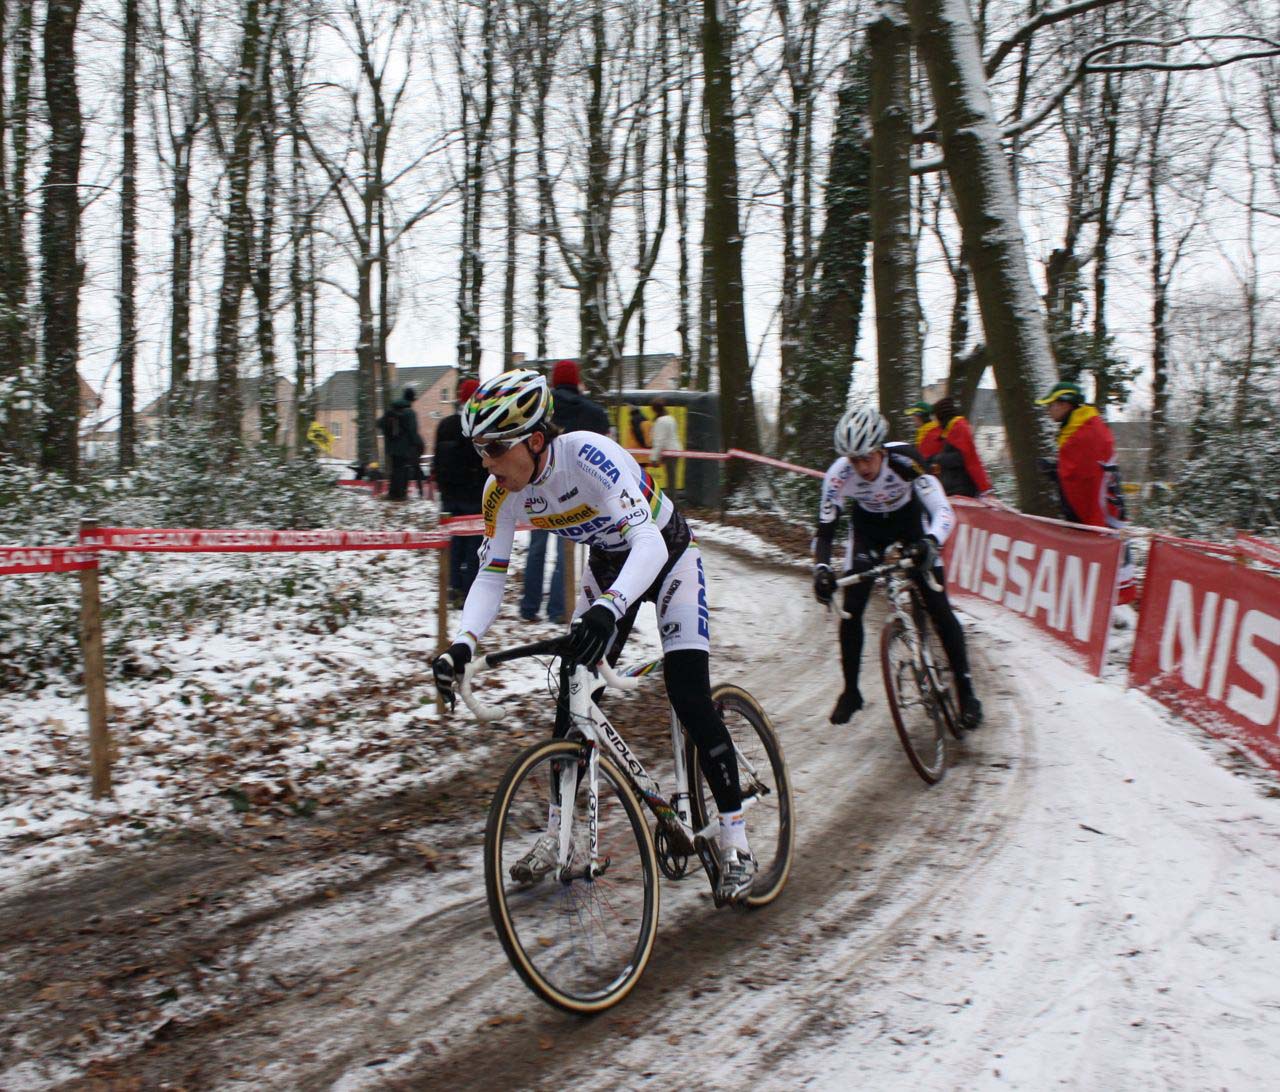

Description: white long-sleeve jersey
[816,446,955,568]
[453,431,681,650]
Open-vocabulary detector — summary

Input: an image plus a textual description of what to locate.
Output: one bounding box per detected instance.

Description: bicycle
[457,637,794,1014]
[836,548,962,784]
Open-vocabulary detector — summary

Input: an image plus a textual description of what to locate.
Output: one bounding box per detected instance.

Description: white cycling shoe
[715,847,757,904]
[510,834,560,884]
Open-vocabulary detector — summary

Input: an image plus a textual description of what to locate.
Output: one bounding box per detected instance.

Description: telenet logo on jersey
[482,482,508,537]
[530,503,600,530]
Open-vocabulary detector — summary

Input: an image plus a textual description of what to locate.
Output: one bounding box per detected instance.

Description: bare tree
[0,0,36,461]
[703,0,759,476]
[868,2,920,436]
[39,0,84,479]
[118,0,139,468]
[907,0,1057,512]
[304,2,442,464]
[212,0,264,443]
[148,0,205,410]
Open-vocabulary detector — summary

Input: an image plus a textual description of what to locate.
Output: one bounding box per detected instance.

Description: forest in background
[0,0,1274,518]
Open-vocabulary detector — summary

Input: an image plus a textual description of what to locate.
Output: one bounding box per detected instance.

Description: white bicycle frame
[836,553,948,685]
[459,654,724,879]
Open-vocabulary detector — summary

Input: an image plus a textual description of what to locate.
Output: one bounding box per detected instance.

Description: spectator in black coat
[378,386,425,501]
[434,378,486,606]
[519,359,611,622]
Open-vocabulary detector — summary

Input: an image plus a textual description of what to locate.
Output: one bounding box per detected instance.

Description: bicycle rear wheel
[484,739,659,1014]
[881,617,948,784]
[687,686,794,908]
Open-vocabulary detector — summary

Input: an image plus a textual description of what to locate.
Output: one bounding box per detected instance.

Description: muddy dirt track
[1,542,1030,1090]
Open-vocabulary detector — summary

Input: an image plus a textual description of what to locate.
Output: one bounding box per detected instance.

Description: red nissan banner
[0,545,99,576]
[79,527,450,553]
[1130,537,1280,770]
[942,499,1122,676]
[1237,533,1280,570]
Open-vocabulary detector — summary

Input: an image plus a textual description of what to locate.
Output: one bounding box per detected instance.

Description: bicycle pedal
[693,834,723,907]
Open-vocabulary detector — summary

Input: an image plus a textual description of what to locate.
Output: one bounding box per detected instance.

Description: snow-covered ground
[2,514,1279,1089]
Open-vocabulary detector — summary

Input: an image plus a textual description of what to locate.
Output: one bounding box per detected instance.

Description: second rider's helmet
[834,405,888,458]
[461,368,553,442]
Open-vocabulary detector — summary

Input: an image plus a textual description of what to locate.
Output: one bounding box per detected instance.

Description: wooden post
[562,537,576,621]
[78,519,112,799]
[436,540,450,715]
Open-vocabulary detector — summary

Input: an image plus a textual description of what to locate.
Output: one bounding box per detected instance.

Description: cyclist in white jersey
[431,369,756,903]
[812,405,983,730]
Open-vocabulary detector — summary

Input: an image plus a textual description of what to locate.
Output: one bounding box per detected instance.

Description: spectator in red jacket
[1036,378,1137,604]
[931,396,993,498]
[1035,380,1117,526]
[906,401,942,462]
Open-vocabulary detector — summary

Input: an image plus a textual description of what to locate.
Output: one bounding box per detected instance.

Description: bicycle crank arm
[693,834,724,908]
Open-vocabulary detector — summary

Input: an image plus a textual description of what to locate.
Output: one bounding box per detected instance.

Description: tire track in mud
[392,620,1034,1090]
[0,543,1035,1090]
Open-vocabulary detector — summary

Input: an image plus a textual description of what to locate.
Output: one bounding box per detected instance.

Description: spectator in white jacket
[649,397,681,503]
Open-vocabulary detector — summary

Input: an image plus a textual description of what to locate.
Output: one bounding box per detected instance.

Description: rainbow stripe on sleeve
[639,470,664,518]
[483,558,509,575]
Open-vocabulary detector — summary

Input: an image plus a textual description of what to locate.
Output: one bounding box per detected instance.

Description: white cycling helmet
[834,405,888,458]
[461,368,553,442]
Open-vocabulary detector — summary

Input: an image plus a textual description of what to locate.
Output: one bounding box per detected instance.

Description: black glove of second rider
[432,642,472,710]
[905,534,939,571]
[813,563,837,605]
[566,604,617,667]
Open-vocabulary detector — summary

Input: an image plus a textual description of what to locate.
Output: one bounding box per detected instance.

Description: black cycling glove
[813,564,837,605]
[432,642,472,710]
[566,604,616,667]
[906,534,939,571]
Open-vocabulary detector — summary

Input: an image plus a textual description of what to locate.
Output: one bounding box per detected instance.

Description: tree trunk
[0,0,35,461]
[786,48,872,470]
[868,4,921,439]
[169,141,193,409]
[502,79,520,368]
[702,0,758,478]
[458,0,495,376]
[696,192,714,392]
[578,0,611,379]
[356,252,376,466]
[254,32,279,447]
[907,0,1056,513]
[531,0,552,361]
[1092,69,1121,411]
[287,39,311,453]
[673,0,693,387]
[213,0,263,445]
[118,0,138,469]
[39,0,83,479]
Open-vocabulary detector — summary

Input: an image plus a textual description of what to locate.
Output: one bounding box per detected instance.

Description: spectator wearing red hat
[520,360,611,622]
[434,377,487,606]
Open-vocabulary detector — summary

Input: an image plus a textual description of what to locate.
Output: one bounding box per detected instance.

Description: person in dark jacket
[930,396,993,498]
[378,386,425,501]
[520,359,611,622]
[434,378,486,606]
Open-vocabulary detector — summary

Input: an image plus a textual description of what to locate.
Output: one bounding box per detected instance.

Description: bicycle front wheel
[484,739,660,1014]
[688,686,794,908]
[881,617,948,784]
